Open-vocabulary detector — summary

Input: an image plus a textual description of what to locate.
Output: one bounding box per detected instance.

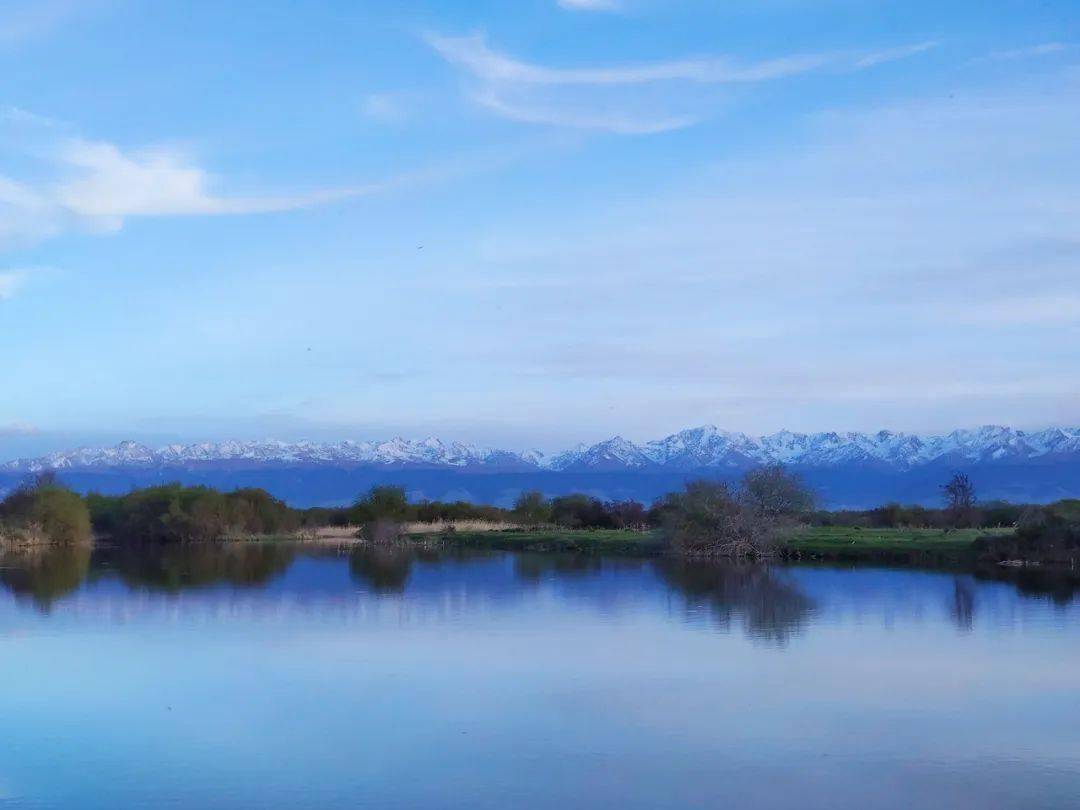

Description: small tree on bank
[942,472,977,528]
[0,475,91,546]
[660,466,814,558]
[512,490,551,526]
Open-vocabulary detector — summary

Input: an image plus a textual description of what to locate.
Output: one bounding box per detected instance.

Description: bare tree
[740,465,815,520]
[660,467,814,558]
[942,472,977,528]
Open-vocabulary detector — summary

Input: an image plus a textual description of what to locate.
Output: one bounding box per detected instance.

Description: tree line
[2,468,1077,561]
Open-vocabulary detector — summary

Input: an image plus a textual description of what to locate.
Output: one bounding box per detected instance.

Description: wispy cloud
[0,270,28,300]
[945,294,1080,327]
[557,0,621,12]
[0,421,37,436]
[472,88,696,134]
[0,112,541,253]
[978,42,1073,63]
[427,32,839,87]
[53,138,349,224]
[855,40,939,68]
[427,32,937,87]
[361,93,410,124]
[445,70,1080,430]
[0,0,94,46]
[426,32,939,134]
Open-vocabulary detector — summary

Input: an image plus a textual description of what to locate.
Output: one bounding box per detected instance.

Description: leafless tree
[942,472,977,528]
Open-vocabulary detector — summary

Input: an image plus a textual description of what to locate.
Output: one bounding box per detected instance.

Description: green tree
[1,477,91,546]
[350,485,411,524]
[512,491,551,525]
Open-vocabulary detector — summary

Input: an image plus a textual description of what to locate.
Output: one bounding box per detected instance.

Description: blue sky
[1,0,1078,456]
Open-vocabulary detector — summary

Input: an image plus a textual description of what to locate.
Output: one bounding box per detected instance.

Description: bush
[349,486,411,525]
[974,501,1080,565]
[512,491,551,526]
[0,477,91,546]
[659,467,814,558]
[89,484,302,543]
[550,494,612,529]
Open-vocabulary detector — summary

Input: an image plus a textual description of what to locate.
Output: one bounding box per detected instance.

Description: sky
[1,0,1079,457]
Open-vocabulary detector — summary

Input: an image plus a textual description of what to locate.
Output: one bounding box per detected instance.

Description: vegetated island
[2,468,1077,570]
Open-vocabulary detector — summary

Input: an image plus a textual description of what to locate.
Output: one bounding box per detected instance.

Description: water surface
[1,543,1078,809]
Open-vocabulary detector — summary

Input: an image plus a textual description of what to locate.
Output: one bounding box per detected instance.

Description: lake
[1,543,1079,809]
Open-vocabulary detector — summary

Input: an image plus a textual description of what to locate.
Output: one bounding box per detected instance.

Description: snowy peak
[4,425,1080,475]
[547,436,654,471]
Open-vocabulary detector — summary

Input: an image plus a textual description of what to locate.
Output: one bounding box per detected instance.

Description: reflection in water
[1,545,1079,810]
[950,576,976,632]
[0,544,92,610]
[2,541,1080,630]
[656,559,815,644]
[98,542,297,592]
[979,564,1080,607]
[348,544,416,593]
[514,553,603,582]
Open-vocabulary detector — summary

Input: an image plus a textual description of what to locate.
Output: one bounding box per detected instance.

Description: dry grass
[0,523,50,549]
[297,526,362,543]
[402,519,522,535]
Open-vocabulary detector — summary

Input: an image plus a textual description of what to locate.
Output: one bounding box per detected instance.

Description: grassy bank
[786,526,1014,564]
[401,525,1018,564]
[407,527,666,556]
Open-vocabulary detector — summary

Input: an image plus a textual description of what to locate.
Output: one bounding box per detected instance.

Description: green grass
[407,528,665,556]
[787,525,1013,562]
[403,524,1018,564]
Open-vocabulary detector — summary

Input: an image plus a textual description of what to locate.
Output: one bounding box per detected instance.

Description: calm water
[1,543,1079,809]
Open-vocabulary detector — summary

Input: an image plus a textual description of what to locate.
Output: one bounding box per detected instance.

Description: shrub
[659,467,814,558]
[512,491,552,526]
[350,486,411,525]
[0,477,91,546]
[90,484,302,543]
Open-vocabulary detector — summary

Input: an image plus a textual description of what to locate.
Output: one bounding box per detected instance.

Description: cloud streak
[0,270,28,300]
[426,32,939,134]
[557,0,621,11]
[0,0,93,46]
[0,114,540,255]
[427,32,938,87]
[472,88,696,134]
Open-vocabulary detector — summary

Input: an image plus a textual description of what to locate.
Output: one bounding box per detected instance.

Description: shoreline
[24,525,1076,573]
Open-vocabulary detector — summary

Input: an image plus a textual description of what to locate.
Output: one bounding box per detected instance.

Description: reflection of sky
[1,550,1078,809]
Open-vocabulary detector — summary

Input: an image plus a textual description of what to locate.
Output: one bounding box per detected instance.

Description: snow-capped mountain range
[5,425,1080,474]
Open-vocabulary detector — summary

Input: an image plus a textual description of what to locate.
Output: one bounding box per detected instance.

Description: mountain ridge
[5,424,1080,475]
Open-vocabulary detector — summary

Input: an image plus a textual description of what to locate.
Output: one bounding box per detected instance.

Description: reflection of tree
[101,542,296,592]
[514,553,603,582]
[0,544,92,611]
[656,559,814,644]
[975,565,1080,607]
[349,545,415,593]
[950,577,976,631]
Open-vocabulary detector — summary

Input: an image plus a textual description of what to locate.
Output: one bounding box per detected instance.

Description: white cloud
[0,270,27,300]
[947,294,1080,327]
[427,32,937,87]
[426,32,938,134]
[446,71,1080,430]
[472,88,696,134]
[981,42,1072,62]
[53,138,335,222]
[361,93,409,124]
[557,0,621,11]
[0,115,534,252]
[854,40,939,68]
[0,0,91,46]
[0,421,37,436]
[426,32,839,87]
